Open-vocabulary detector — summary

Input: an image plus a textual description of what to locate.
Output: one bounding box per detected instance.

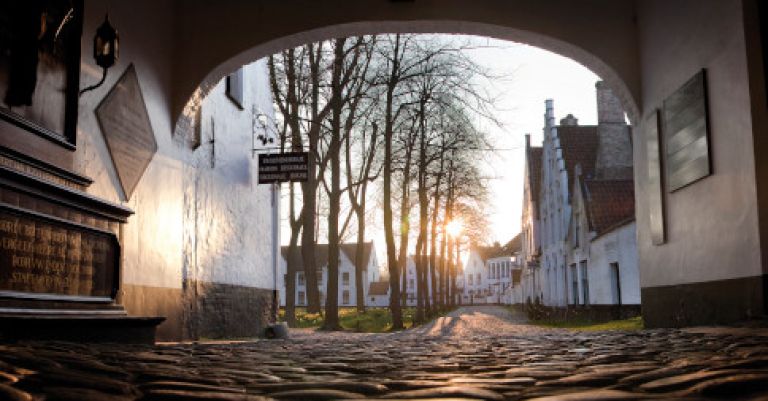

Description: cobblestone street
[2,306,768,401]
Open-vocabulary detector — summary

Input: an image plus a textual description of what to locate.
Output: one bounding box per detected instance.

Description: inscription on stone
[646,110,666,245]
[0,206,117,298]
[96,64,157,200]
[663,70,711,192]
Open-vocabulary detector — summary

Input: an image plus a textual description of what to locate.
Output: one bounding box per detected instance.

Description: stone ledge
[0,315,165,344]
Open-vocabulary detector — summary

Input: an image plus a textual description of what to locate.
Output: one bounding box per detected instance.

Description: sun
[446,219,463,237]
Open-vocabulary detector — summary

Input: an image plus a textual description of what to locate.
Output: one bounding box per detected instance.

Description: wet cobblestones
[1,307,768,400]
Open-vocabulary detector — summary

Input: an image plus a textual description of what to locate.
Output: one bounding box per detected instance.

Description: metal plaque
[0,204,119,300]
[258,152,309,184]
[226,68,244,110]
[663,70,711,192]
[645,110,666,245]
[96,64,158,200]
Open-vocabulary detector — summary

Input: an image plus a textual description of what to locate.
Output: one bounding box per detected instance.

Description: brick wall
[186,282,275,339]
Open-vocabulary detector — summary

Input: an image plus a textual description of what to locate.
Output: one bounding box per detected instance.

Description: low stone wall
[186,282,276,339]
[523,303,641,322]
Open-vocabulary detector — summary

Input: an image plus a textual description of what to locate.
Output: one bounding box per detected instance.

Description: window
[342,290,350,304]
[611,262,622,305]
[580,260,589,305]
[342,272,350,286]
[468,275,473,285]
[476,273,482,285]
[570,264,578,305]
[409,279,415,289]
[371,297,375,302]
[298,291,306,305]
[298,272,305,286]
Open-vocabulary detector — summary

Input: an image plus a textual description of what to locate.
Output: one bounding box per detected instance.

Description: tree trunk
[383,35,404,330]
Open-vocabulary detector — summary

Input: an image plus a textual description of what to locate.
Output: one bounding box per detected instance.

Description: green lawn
[279,307,445,332]
[532,316,644,331]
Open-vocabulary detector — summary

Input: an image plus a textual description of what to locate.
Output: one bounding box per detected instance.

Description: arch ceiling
[172,1,640,139]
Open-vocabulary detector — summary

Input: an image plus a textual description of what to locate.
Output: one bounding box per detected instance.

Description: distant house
[459,239,522,305]
[401,255,436,306]
[367,281,390,307]
[278,242,379,307]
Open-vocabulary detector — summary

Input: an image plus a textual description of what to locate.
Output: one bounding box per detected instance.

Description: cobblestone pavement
[2,306,768,401]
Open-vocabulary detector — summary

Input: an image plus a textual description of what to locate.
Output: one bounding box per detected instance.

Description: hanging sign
[258,152,309,184]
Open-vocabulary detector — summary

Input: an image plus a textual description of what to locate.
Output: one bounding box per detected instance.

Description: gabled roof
[472,245,514,262]
[583,179,635,235]
[280,242,374,272]
[527,146,543,215]
[503,233,522,254]
[557,125,599,193]
[368,281,390,296]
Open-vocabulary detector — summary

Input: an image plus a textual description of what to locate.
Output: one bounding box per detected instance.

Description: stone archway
[170,1,640,140]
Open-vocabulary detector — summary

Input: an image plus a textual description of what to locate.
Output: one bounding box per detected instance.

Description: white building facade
[521,82,640,313]
[279,243,379,308]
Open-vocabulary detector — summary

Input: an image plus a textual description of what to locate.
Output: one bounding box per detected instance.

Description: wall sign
[96,64,157,200]
[646,110,666,245]
[258,152,309,184]
[663,70,711,192]
[0,204,119,301]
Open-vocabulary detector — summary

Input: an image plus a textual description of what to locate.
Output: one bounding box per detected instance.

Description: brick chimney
[560,114,578,126]
[594,81,632,179]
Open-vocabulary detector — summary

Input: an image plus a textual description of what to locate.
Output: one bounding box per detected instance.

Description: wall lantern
[255,113,274,146]
[80,14,119,95]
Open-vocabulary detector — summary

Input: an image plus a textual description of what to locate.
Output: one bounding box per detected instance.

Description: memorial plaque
[646,110,666,245]
[0,204,118,300]
[663,70,711,192]
[226,68,244,110]
[96,64,157,200]
[258,152,309,184]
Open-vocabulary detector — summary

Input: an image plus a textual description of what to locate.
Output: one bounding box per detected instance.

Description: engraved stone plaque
[96,64,157,200]
[0,205,118,299]
[663,70,711,192]
[646,110,666,245]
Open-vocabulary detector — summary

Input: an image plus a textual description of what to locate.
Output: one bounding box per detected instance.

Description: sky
[277,35,600,253]
[461,36,600,243]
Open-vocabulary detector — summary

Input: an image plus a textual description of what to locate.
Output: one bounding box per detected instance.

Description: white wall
[74,1,278,339]
[635,0,761,288]
[588,223,641,305]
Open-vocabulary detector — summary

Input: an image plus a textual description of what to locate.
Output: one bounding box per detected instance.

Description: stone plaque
[96,64,157,200]
[663,70,711,192]
[646,110,666,245]
[0,204,118,299]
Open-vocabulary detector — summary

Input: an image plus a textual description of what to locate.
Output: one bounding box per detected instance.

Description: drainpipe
[271,182,280,322]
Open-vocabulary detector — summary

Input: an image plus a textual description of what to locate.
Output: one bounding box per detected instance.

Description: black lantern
[80,14,119,95]
[94,14,118,69]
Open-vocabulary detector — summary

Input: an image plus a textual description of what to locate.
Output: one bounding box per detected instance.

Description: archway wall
[634,0,766,326]
[171,0,641,140]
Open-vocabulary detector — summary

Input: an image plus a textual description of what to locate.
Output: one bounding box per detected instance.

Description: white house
[279,242,379,307]
[521,81,640,312]
[459,239,521,305]
[367,281,390,307]
[568,173,640,306]
[401,255,435,306]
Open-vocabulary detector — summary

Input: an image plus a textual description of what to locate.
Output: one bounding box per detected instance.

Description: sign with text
[258,152,309,184]
[0,205,119,299]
